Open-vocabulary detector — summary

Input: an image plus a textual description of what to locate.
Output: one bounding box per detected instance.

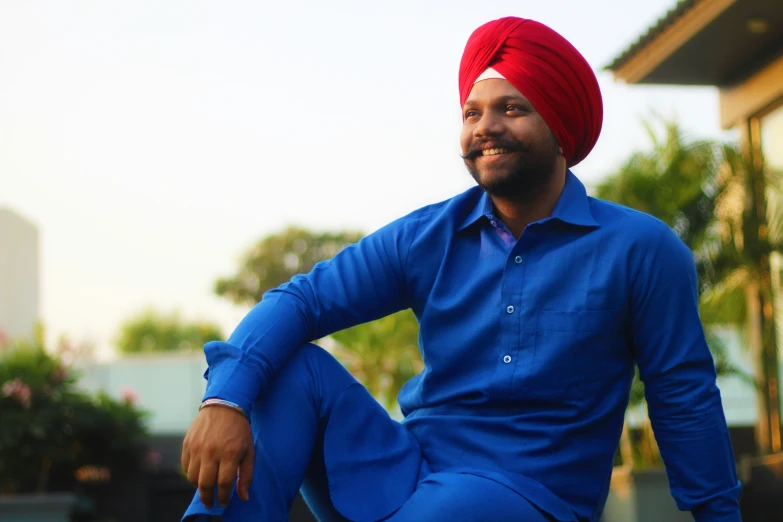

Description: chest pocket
[528,309,628,399]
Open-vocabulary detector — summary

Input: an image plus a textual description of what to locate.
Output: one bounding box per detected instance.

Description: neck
[491,166,567,239]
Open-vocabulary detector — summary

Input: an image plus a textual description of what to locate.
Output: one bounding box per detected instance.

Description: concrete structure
[75,352,208,435]
[0,207,40,342]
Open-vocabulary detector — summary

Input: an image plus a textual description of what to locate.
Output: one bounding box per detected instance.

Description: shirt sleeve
[202,213,421,414]
[629,224,741,521]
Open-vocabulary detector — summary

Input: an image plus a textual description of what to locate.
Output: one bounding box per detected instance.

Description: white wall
[75,351,208,435]
[0,207,39,341]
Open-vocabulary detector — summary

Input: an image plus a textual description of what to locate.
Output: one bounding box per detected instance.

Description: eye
[464,109,480,120]
[506,105,523,113]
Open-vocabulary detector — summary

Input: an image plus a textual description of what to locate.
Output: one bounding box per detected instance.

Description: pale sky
[1,0,736,359]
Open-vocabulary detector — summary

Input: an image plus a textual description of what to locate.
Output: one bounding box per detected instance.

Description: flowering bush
[0,332,149,494]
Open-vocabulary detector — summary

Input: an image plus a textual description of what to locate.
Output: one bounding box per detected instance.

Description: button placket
[495,243,526,399]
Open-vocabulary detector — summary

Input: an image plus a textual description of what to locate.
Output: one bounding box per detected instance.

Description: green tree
[330,309,423,410]
[214,227,423,410]
[115,309,224,354]
[704,134,783,455]
[214,226,365,306]
[595,119,721,259]
[596,118,774,463]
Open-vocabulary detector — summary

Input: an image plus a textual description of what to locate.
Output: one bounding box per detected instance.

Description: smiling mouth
[463,145,519,161]
[481,148,510,156]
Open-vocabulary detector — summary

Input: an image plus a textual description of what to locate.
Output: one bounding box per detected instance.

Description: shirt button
[503,355,512,363]
[514,255,523,264]
[490,220,497,227]
[506,305,515,314]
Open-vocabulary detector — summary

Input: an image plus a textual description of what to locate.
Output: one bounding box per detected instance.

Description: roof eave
[608,0,737,84]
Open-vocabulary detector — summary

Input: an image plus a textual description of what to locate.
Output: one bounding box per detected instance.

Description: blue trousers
[183,344,554,522]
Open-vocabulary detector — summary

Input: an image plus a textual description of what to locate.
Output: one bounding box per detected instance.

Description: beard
[462,138,560,203]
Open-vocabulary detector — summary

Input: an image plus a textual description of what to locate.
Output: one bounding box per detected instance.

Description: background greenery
[0,328,149,494]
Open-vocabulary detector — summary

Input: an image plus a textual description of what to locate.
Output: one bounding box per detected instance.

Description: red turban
[459,17,602,167]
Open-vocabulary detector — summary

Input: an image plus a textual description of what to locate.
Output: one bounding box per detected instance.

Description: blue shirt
[204,171,741,521]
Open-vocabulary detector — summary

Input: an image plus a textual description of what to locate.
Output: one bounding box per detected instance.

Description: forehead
[463,79,529,106]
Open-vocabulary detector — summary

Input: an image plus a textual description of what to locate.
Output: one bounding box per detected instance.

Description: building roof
[0,207,38,232]
[606,0,695,73]
[606,0,783,86]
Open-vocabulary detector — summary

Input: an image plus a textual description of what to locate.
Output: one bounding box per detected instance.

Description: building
[607,0,782,171]
[0,207,40,342]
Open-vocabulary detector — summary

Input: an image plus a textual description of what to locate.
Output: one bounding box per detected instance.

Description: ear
[558,147,564,155]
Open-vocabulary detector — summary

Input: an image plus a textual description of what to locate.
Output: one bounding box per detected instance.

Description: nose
[472,111,504,138]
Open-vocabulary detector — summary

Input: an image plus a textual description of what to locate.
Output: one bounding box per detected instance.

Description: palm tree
[703,138,783,455]
[595,118,766,464]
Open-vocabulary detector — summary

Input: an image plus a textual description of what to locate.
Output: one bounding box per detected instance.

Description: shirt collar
[550,170,600,228]
[456,188,494,231]
[457,170,599,231]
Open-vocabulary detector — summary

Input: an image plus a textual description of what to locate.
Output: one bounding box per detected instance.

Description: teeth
[481,148,509,156]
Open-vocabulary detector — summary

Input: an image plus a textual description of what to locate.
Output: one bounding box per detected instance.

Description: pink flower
[122,387,138,406]
[16,386,31,409]
[2,381,16,397]
[2,378,32,409]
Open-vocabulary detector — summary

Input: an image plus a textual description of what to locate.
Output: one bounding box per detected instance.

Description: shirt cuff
[693,514,741,522]
[690,480,742,522]
[201,341,272,415]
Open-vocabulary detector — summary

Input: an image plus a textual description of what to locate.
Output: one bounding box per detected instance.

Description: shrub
[0,334,149,494]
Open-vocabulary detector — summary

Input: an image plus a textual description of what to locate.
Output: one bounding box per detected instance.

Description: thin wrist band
[199,398,248,418]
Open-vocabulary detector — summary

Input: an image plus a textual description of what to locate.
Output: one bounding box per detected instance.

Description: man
[181,16,741,522]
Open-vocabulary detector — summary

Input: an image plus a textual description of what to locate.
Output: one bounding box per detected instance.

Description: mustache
[461,140,526,160]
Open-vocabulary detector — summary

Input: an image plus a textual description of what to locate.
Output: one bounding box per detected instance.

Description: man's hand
[181,406,254,508]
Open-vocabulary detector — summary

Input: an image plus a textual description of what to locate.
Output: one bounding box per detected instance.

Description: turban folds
[459,17,603,167]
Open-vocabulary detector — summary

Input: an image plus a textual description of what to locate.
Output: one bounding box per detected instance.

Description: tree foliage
[596,119,751,343]
[596,117,771,466]
[0,331,148,494]
[215,226,423,409]
[330,309,423,410]
[214,226,365,306]
[115,309,223,354]
[596,120,723,287]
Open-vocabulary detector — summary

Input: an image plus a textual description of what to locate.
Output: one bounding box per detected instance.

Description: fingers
[197,460,219,508]
[187,449,248,507]
[237,445,255,502]
[216,459,239,507]
[186,455,200,486]
[180,444,190,476]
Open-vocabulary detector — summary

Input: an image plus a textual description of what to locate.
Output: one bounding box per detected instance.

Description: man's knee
[269,343,356,399]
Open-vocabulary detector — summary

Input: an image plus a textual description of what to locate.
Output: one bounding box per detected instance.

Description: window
[761,101,783,172]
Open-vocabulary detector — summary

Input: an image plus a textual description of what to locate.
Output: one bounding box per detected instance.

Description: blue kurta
[191,171,740,521]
